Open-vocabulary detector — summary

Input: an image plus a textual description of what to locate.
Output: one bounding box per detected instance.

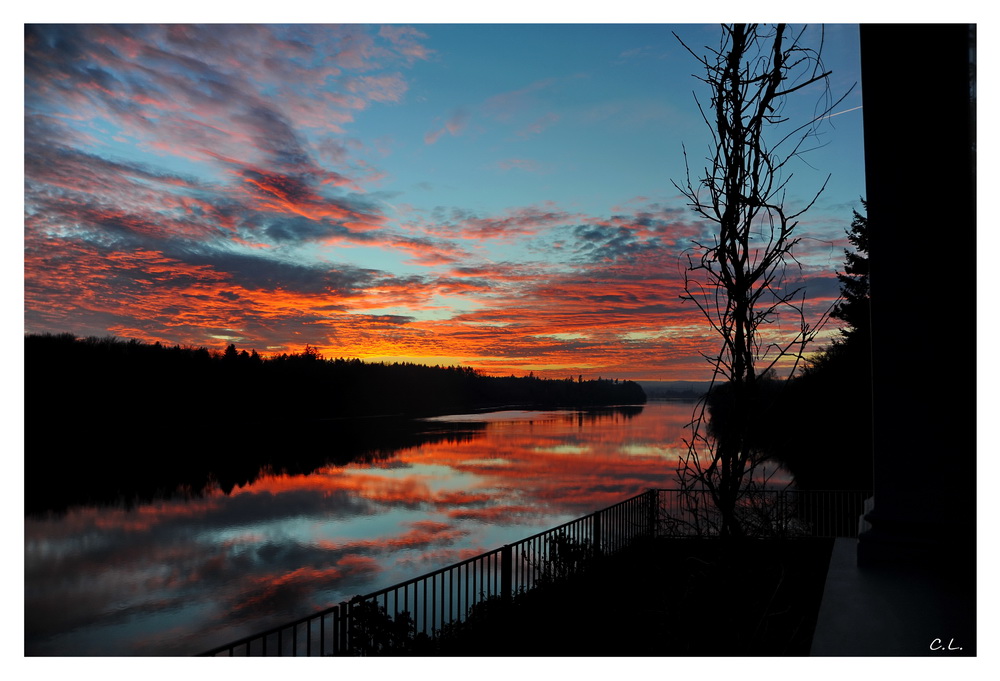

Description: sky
[23,22,867,381]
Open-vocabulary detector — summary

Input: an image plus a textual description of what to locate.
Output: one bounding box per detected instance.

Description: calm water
[26,401,700,656]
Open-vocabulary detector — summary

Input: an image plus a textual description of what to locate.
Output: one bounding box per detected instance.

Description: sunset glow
[24,24,865,380]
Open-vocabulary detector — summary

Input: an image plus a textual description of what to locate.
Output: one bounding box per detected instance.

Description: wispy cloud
[515,112,560,138]
[481,78,556,122]
[496,158,544,173]
[424,109,470,145]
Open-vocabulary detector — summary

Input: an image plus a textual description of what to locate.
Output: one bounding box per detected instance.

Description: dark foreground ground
[360,537,834,656]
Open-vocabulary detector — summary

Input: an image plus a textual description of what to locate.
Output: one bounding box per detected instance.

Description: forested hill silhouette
[24,333,645,513]
[25,333,645,416]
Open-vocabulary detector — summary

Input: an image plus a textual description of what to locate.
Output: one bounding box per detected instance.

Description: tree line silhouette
[24,333,645,513]
[706,202,873,492]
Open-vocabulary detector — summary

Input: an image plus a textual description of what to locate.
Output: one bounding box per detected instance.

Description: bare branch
[673,24,843,537]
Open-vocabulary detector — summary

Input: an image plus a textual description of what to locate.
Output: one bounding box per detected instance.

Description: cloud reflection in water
[26,402,694,655]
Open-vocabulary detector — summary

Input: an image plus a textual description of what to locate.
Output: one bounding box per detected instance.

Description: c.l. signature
[929,638,962,651]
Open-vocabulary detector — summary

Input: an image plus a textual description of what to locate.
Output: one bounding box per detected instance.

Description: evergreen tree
[766,202,874,491]
[831,200,870,344]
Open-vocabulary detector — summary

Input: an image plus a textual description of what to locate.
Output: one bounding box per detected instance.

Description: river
[25,400,714,656]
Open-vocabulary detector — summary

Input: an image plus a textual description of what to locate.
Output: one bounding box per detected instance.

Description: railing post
[500,544,512,604]
[592,510,602,556]
[338,601,349,654]
[647,489,658,538]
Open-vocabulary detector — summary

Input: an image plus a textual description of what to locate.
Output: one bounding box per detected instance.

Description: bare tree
[673,24,849,536]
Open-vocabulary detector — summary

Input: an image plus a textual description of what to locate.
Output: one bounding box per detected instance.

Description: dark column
[857,25,975,577]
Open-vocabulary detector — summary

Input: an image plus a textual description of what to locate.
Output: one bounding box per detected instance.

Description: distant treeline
[640,384,707,400]
[25,333,645,417]
[24,333,645,513]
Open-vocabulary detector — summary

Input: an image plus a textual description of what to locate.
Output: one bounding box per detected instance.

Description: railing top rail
[199,540,509,655]
[507,489,652,548]
[198,489,652,655]
[199,604,337,656]
[650,488,872,494]
[200,487,870,655]
[358,544,506,600]
[360,489,653,599]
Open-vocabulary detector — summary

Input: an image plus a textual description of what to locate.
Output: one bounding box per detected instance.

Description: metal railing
[654,488,872,539]
[199,488,867,656]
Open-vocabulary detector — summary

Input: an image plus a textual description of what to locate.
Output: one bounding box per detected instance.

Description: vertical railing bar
[608,509,621,554]
[530,536,535,588]
[526,538,531,589]
[827,491,833,536]
[517,540,523,592]
[516,541,521,592]
[539,535,543,587]
[517,541,522,592]
[539,534,544,586]
[528,538,532,588]
[337,606,342,655]
[341,601,348,655]
[407,582,413,638]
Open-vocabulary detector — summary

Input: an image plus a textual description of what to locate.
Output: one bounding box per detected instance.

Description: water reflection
[26,402,695,655]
